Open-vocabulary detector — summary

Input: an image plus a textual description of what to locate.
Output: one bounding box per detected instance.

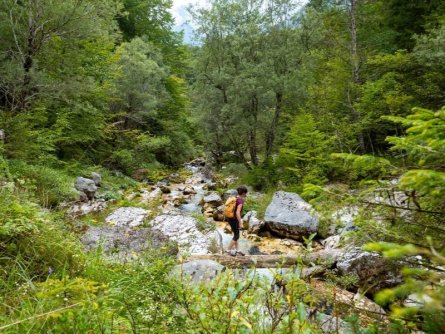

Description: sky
[170,0,208,43]
[170,0,309,44]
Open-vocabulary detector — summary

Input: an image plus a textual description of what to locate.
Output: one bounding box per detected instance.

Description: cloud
[170,0,208,27]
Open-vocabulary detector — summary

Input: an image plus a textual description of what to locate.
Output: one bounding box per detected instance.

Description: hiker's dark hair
[237,186,248,195]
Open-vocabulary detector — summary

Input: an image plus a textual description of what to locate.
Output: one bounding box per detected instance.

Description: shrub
[0,189,85,281]
[8,160,76,207]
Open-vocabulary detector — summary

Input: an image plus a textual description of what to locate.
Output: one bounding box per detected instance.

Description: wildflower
[48,267,54,275]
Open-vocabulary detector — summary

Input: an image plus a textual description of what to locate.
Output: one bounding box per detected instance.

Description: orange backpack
[223,196,237,219]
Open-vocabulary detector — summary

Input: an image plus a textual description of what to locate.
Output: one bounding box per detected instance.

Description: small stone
[75,177,97,200]
[183,186,196,195]
[91,172,101,186]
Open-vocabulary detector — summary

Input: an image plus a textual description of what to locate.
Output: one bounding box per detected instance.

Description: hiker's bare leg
[227,239,235,252]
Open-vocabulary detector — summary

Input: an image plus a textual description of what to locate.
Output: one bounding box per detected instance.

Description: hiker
[226,186,248,256]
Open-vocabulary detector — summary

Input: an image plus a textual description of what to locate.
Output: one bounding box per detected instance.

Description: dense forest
[0,0,444,333]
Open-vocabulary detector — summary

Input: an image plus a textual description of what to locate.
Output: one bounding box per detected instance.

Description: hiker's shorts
[229,219,240,241]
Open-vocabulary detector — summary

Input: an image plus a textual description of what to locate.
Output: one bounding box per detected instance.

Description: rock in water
[183,186,196,195]
[75,177,97,201]
[202,192,222,206]
[105,207,149,227]
[264,191,318,240]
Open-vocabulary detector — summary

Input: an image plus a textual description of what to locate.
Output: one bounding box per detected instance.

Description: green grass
[243,191,274,220]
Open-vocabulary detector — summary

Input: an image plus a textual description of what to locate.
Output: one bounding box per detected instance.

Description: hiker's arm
[236,204,243,228]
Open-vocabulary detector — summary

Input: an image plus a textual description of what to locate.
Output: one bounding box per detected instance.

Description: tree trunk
[349,0,366,152]
[265,91,283,159]
[248,96,259,166]
[185,249,342,269]
[19,15,38,111]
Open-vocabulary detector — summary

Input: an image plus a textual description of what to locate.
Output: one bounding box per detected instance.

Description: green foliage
[0,253,183,333]
[331,153,393,180]
[8,160,75,207]
[192,213,215,233]
[244,161,278,191]
[0,153,11,180]
[179,268,322,333]
[386,106,445,208]
[365,242,445,332]
[325,270,360,290]
[0,191,85,283]
[242,191,274,220]
[277,113,334,186]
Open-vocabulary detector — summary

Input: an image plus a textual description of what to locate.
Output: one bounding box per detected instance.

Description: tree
[117,0,188,74]
[0,0,121,162]
[383,0,445,50]
[190,0,310,166]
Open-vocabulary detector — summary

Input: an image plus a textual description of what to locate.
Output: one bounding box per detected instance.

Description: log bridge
[183,249,341,269]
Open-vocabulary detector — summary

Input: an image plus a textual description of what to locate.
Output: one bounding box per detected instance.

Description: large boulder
[150,214,218,254]
[311,279,386,324]
[336,247,401,291]
[75,177,97,201]
[172,260,224,283]
[264,191,319,240]
[81,225,175,261]
[105,207,149,227]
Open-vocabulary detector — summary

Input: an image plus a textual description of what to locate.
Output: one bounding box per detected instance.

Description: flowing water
[168,163,256,254]
[167,163,303,256]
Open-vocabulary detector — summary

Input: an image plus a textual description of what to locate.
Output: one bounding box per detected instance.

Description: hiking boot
[236,251,245,256]
[225,250,236,257]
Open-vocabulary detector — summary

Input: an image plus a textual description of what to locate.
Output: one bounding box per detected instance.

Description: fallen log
[184,249,342,269]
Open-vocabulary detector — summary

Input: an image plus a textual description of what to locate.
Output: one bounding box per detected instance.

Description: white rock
[353,293,386,319]
[67,200,107,217]
[322,235,342,249]
[264,191,319,239]
[141,187,163,203]
[150,214,216,254]
[105,207,149,227]
[202,192,222,206]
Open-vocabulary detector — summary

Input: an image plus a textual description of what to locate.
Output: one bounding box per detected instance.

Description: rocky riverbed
[68,159,405,331]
